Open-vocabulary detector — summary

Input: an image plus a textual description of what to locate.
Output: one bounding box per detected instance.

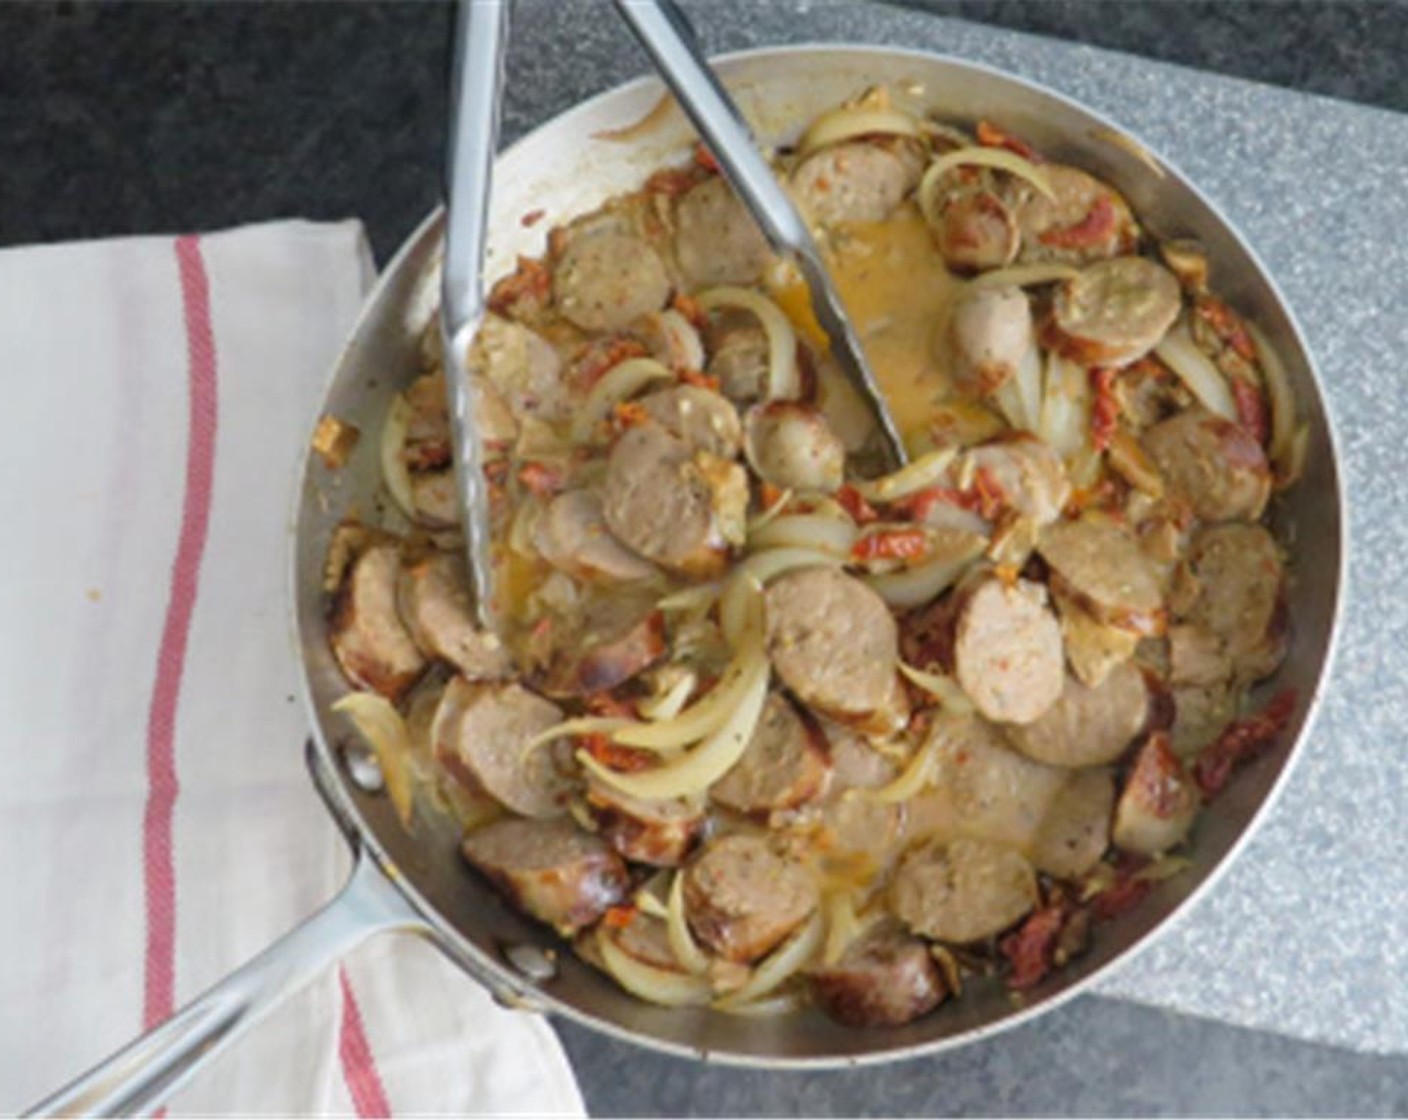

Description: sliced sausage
[431,678,574,818]
[1142,406,1272,523]
[585,781,705,867]
[1167,623,1233,686]
[409,468,459,529]
[705,315,771,404]
[609,912,687,971]
[1112,731,1199,856]
[330,544,426,700]
[533,489,659,583]
[553,232,671,333]
[964,435,1071,527]
[602,423,744,579]
[637,385,743,459]
[629,308,705,374]
[683,833,819,963]
[1004,661,1148,768]
[538,600,667,698]
[1012,165,1137,265]
[1170,681,1235,756]
[1182,522,1287,682]
[471,314,568,424]
[947,285,1034,398]
[396,551,512,680]
[765,566,909,737]
[1052,257,1181,368]
[809,922,946,1027]
[932,189,1019,273]
[711,693,832,815]
[816,719,903,856]
[401,371,453,469]
[1030,768,1115,878]
[1038,517,1165,634]
[1052,583,1142,688]
[675,176,771,288]
[953,575,1064,725]
[461,817,628,936]
[890,836,1037,944]
[792,142,918,226]
[742,401,847,493]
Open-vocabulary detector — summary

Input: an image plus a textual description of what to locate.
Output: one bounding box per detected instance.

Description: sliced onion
[919,146,1055,226]
[745,487,794,535]
[850,447,958,503]
[696,287,800,401]
[571,356,674,443]
[796,105,922,158]
[1014,343,1043,435]
[990,376,1029,433]
[898,660,975,714]
[852,737,938,804]
[647,308,706,373]
[714,911,824,1009]
[332,692,415,826]
[713,992,803,1018]
[520,717,634,765]
[1039,351,1092,459]
[1246,320,1298,470]
[719,548,841,647]
[579,639,769,800]
[598,928,713,1007]
[638,669,698,722]
[865,535,985,609]
[821,892,862,967]
[1155,319,1237,421]
[966,262,1081,291]
[667,870,710,975]
[749,514,858,557]
[379,392,417,521]
[656,583,721,614]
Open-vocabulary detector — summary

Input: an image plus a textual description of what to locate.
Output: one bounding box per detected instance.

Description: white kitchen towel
[0,221,585,1117]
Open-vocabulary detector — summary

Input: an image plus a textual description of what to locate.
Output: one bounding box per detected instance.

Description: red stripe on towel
[339,967,394,1117]
[142,234,219,1030]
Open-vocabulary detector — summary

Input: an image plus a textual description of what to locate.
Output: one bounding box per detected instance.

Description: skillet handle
[25,841,429,1117]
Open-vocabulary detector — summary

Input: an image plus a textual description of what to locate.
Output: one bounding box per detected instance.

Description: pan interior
[292,46,1343,1066]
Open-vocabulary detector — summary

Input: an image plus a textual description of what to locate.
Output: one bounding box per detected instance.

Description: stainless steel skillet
[31,44,1345,1116]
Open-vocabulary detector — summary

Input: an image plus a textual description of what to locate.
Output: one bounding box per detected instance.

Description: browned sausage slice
[637,385,743,459]
[462,817,629,936]
[554,232,671,333]
[537,600,667,698]
[675,176,771,288]
[608,912,687,970]
[330,543,426,700]
[602,424,745,579]
[953,576,1065,725]
[1030,768,1115,878]
[431,678,574,818]
[1182,522,1287,682]
[765,567,909,737]
[1052,257,1181,368]
[965,435,1071,527]
[1111,731,1199,855]
[585,780,705,868]
[1004,661,1148,767]
[396,551,513,680]
[711,693,832,815]
[890,837,1037,944]
[1143,407,1272,523]
[792,142,919,226]
[683,833,820,963]
[809,922,946,1027]
[933,189,1019,273]
[705,314,771,405]
[533,489,659,583]
[1012,165,1137,265]
[948,285,1034,398]
[1038,517,1165,633]
[816,718,903,857]
[742,401,847,493]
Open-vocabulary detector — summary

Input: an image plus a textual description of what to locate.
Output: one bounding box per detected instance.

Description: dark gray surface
[5,0,1407,1114]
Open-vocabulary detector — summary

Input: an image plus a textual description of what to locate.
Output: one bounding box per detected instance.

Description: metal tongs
[441,0,905,632]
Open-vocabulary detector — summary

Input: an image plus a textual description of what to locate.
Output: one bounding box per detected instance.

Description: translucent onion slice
[332,692,415,826]
[1154,320,1237,421]
[745,487,794,535]
[990,376,1030,433]
[656,582,721,614]
[1014,344,1044,436]
[919,146,1055,226]
[597,928,714,1007]
[1245,320,1298,468]
[796,105,923,158]
[853,735,938,804]
[966,262,1081,291]
[571,356,674,443]
[579,641,769,800]
[714,992,804,1018]
[634,888,670,920]
[865,536,986,609]
[898,660,976,714]
[821,892,862,967]
[850,447,958,503]
[719,548,841,648]
[638,669,698,722]
[649,308,706,372]
[1039,351,1092,460]
[696,287,801,401]
[379,393,417,521]
[714,911,825,1009]
[667,870,710,975]
[748,514,858,558]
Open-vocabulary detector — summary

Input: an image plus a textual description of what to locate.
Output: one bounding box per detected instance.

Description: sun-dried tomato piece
[1194,688,1297,798]
[999,905,1065,990]
[1039,195,1117,250]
